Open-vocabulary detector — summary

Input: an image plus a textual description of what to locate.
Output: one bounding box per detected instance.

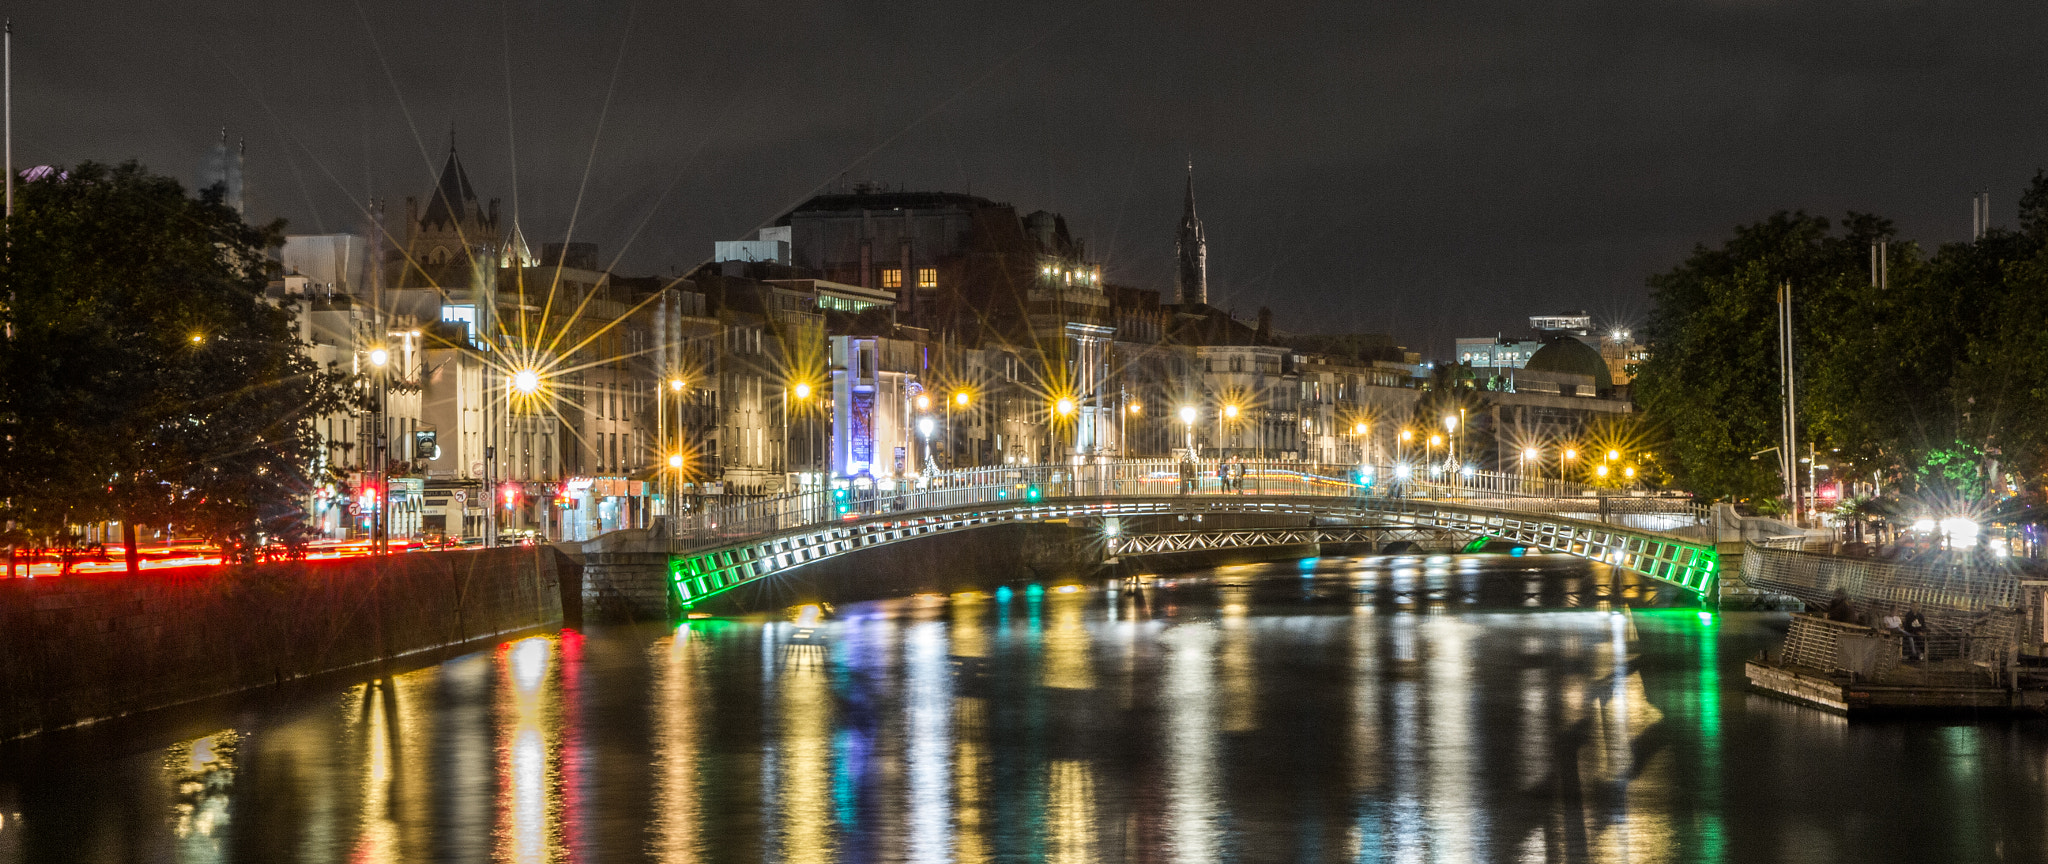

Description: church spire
[1176,160,1208,307]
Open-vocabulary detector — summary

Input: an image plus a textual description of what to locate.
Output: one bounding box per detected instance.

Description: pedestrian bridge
[655,460,1718,611]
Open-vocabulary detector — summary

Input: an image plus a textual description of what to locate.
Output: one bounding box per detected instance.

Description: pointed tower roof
[1176,160,1208,307]
[420,146,478,227]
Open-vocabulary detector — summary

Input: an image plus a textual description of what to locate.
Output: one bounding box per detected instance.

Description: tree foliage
[1638,180,2048,506]
[0,161,355,561]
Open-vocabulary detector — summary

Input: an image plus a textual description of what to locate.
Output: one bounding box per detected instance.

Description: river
[2,553,2045,862]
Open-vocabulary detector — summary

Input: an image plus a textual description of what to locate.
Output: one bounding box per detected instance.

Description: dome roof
[1524,337,1612,391]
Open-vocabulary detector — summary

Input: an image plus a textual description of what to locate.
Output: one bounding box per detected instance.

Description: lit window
[881,268,903,289]
[918,268,937,288]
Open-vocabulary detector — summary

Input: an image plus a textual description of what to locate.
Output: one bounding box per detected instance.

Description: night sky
[15,1,2048,354]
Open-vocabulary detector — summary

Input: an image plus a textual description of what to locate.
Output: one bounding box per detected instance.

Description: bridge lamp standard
[1562,447,1578,486]
[1178,404,1198,458]
[1353,421,1370,467]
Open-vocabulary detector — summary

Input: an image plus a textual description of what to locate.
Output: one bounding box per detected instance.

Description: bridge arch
[660,463,1716,613]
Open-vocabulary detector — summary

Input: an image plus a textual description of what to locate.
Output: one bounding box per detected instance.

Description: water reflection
[650,625,705,862]
[165,730,238,863]
[10,555,2048,862]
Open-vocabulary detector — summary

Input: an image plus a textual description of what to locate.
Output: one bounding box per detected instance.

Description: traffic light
[1026,485,1041,500]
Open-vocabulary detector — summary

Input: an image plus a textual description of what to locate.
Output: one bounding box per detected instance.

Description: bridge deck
[656,467,1716,612]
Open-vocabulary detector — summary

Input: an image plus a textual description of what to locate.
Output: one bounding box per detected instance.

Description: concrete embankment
[0,546,580,740]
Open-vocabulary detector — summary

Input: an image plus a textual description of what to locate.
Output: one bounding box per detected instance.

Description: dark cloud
[15,0,2048,353]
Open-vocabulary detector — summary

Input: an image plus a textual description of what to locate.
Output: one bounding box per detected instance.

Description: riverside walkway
[653,459,1718,611]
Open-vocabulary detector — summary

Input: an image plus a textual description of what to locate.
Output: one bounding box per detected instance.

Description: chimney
[1255,307,1272,343]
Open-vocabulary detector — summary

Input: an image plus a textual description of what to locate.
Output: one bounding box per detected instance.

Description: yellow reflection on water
[164,729,239,864]
[951,592,988,658]
[1047,760,1097,864]
[650,625,706,862]
[954,697,989,864]
[353,679,402,864]
[1165,623,1219,862]
[1043,589,1095,690]
[778,650,834,864]
[1218,585,1256,733]
[494,635,564,864]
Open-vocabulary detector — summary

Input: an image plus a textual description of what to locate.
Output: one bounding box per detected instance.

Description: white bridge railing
[666,459,1706,549]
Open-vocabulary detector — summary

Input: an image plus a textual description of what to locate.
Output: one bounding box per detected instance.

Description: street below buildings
[2,554,2043,861]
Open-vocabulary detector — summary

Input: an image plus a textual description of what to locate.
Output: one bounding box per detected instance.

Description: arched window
[429,246,449,265]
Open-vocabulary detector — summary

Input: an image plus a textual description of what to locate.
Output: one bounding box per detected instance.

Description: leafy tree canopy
[0,161,355,562]
[1638,177,2048,509]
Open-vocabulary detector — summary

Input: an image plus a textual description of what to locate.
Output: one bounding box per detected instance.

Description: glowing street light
[954,390,971,407]
[1222,404,1239,420]
[1354,422,1368,435]
[1429,434,1443,447]
[1128,402,1142,414]
[512,368,541,395]
[1597,464,1610,478]
[916,393,932,411]
[1055,397,1076,416]
[1523,447,1540,462]
[1607,449,1620,462]
[669,378,685,392]
[1624,466,1636,479]
[368,347,390,368]
[189,334,204,344]
[1443,415,1458,433]
[793,382,813,400]
[917,416,936,438]
[667,453,684,469]
[1178,405,1198,424]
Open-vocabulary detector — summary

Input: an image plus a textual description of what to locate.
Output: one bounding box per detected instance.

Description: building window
[881,268,903,289]
[918,268,937,288]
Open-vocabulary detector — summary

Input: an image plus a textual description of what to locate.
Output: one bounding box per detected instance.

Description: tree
[1634,211,1890,502]
[0,161,355,567]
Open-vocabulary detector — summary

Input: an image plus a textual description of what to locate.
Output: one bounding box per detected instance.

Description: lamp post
[1523,446,1541,494]
[951,389,971,466]
[661,377,684,538]
[1055,396,1077,463]
[1562,447,1578,488]
[509,367,541,541]
[1443,413,1459,489]
[1221,403,1240,460]
[1178,404,1198,460]
[368,345,389,554]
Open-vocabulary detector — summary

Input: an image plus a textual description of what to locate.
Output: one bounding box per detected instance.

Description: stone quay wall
[0,546,579,740]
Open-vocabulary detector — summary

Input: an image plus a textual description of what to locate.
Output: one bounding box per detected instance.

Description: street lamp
[1178,404,1198,458]
[668,453,684,469]
[1562,447,1578,487]
[512,368,540,395]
